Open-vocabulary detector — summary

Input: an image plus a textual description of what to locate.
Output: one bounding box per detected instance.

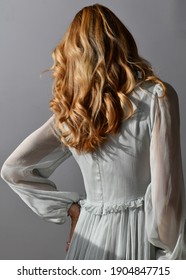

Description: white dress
[1,81,186,259]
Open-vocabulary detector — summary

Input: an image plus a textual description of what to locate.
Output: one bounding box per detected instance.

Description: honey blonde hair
[50,4,165,153]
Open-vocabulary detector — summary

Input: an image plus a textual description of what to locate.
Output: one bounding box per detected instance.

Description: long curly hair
[50,4,165,153]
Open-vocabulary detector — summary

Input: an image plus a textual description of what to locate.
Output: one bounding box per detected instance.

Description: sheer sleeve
[1,115,82,224]
[145,83,186,259]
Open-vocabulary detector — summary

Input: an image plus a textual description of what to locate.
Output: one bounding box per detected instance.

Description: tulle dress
[1,81,186,259]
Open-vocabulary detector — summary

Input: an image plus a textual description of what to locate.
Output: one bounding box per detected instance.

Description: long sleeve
[145,83,186,259]
[1,115,81,224]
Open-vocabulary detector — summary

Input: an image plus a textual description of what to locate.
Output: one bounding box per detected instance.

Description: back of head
[50,4,165,153]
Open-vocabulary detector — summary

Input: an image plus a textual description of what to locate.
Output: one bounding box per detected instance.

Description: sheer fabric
[144,83,186,259]
[1,82,185,259]
[1,116,81,224]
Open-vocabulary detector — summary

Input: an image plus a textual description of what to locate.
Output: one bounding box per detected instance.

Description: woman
[1,4,185,259]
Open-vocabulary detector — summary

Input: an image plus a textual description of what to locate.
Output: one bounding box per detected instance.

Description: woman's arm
[66,203,81,252]
[145,83,186,259]
[1,115,81,224]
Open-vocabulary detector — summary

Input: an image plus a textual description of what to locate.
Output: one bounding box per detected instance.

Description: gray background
[0,0,185,260]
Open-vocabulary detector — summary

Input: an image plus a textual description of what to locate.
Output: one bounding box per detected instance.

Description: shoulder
[129,81,159,114]
[130,81,180,129]
[133,80,178,104]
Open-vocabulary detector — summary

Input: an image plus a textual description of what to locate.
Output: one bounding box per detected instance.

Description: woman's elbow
[1,160,19,184]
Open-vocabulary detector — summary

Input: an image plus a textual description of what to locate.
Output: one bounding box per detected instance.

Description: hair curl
[50,4,166,153]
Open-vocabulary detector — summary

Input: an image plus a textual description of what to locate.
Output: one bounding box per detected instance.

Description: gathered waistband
[79,196,144,215]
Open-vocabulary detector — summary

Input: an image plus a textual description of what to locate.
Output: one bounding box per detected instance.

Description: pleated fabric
[66,198,155,260]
